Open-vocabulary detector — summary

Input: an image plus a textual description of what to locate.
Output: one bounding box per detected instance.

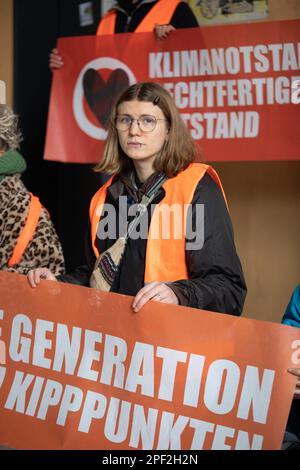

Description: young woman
[28,82,246,315]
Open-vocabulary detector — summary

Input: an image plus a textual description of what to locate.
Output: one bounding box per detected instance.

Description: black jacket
[59,173,247,316]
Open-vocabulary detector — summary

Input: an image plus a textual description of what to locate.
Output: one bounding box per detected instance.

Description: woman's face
[116,100,169,169]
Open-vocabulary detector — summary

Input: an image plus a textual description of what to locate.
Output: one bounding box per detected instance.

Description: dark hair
[94,82,198,177]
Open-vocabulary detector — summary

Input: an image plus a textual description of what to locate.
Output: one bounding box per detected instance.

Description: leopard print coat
[0,174,65,275]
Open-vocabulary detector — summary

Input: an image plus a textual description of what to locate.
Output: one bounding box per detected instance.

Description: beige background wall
[0,0,13,106]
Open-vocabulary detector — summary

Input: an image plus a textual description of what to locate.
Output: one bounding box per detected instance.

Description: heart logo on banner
[83,68,130,129]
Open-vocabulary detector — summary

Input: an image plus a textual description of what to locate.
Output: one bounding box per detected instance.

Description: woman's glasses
[115,114,168,133]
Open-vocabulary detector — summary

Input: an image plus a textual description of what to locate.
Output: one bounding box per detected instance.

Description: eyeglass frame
[115,114,169,133]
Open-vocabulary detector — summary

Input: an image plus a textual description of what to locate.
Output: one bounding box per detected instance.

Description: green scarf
[0,150,27,183]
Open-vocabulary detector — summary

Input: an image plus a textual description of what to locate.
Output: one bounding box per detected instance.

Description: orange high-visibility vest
[8,193,42,268]
[97,0,180,35]
[89,163,227,283]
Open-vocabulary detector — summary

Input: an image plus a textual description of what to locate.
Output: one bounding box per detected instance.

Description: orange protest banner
[44,20,300,164]
[0,271,299,450]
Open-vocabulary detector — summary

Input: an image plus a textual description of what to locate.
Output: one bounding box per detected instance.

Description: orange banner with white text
[0,271,299,449]
[44,20,300,163]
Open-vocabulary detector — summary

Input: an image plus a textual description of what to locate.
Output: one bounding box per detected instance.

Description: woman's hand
[154,24,175,40]
[27,268,57,288]
[49,48,64,70]
[288,368,300,399]
[132,281,179,313]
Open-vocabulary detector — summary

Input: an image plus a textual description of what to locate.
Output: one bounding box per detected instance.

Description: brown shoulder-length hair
[94,82,198,178]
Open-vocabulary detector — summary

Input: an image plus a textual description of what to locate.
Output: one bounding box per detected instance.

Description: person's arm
[287,368,300,400]
[1,191,64,276]
[169,173,247,316]
[282,287,300,400]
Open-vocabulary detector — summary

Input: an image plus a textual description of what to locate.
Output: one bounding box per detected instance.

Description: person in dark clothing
[0,105,65,276]
[28,82,246,316]
[49,0,199,69]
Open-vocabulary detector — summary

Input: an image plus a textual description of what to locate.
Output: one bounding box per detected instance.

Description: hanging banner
[0,271,299,450]
[44,19,300,163]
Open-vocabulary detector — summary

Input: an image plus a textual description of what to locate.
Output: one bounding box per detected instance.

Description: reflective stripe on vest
[96,0,180,35]
[89,164,227,282]
[96,10,116,35]
[8,193,42,267]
